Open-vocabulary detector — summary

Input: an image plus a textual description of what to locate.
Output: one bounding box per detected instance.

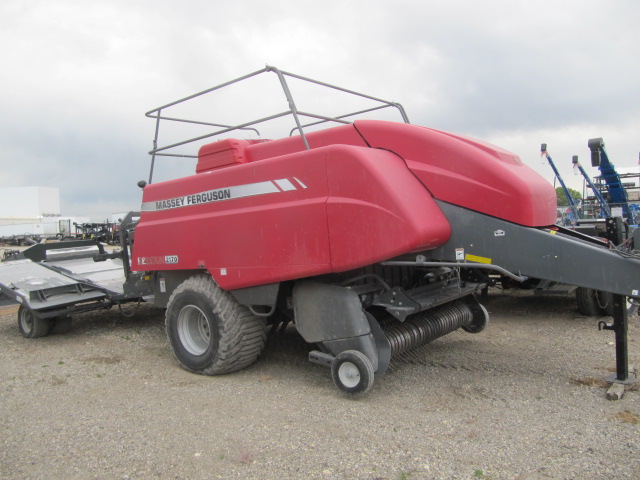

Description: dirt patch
[613,410,640,425]
[0,290,638,480]
[82,354,123,365]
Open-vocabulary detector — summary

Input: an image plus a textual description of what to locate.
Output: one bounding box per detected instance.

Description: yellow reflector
[465,254,492,265]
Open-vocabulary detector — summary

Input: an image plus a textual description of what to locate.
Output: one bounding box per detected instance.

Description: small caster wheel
[331,350,374,395]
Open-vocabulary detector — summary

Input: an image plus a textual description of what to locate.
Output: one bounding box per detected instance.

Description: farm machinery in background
[0,67,638,395]
[541,144,582,226]
[539,140,640,316]
[0,220,120,248]
[72,220,120,244]
[587,138,640,226]
[572,154,610,220]
[546,137,640,230]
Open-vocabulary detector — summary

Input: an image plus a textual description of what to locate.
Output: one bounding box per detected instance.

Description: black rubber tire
[576,288,601,316]
[331,350,375,395]
[18,305,50,338]
[576,288,614,316]
[595,293,635,317]
[165,275,267,375]
[50,316,72,335]
[596,291,614,316]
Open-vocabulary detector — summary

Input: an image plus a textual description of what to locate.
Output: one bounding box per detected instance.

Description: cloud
[0,0,638,219]
[487,117,640,192]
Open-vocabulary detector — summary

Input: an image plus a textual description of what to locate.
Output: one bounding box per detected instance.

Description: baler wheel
[165,275,267,375]
[331,350,374,395]
[17,305,50,338]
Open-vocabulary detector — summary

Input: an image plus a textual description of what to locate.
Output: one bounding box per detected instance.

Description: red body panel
[197,139,263,173]
[132,121,556,289]
[354,121,557,226]
[323,146,451,271]
[133,126,450,289]
[246,124,369,162]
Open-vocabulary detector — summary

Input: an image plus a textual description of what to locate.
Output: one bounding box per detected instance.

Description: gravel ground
[0,290,638,480]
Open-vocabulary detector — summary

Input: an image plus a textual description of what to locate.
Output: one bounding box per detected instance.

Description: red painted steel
[132,121,556,289]
[354,121,557,227]
[245,124,369,162]
[196,139,264,173]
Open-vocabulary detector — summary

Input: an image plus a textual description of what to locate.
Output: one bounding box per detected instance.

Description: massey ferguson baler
[1,67,637,395]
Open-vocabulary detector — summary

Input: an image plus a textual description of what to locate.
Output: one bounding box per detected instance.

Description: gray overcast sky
[1,0,639,219]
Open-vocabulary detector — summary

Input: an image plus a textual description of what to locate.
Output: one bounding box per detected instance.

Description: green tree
[555,186,582,206]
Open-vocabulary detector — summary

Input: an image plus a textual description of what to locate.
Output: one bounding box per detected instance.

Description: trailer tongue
[1,67,637,395]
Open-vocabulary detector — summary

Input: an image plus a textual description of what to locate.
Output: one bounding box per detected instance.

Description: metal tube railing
[145,67,268,117]
[145,66,410,183]
[271,66,410,123]
[150,115,260,136]
[149,111,292,155]
[289,104,405,136]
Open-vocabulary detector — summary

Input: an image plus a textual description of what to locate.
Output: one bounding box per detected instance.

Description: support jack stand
[599,294,637,399]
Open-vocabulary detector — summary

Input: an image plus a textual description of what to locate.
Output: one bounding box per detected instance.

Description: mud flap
[293,280,380,372]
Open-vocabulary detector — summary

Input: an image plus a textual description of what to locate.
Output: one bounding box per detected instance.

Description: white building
[0,187,89,238]
[0,186,60,220]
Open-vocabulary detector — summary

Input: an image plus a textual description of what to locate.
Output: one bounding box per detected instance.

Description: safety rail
[145,66,410,183]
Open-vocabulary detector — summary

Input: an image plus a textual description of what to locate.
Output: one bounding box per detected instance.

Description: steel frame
[145,65,410,184]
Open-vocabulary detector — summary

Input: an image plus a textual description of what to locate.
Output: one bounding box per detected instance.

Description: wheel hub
[177,305,211,356]
[20,309,33,334]
[338,362,361,388]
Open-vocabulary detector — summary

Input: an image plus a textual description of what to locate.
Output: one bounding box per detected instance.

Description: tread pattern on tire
[18,305,50,338]
[576,287,601,317]
[166,275,267,375]
[331,349,375,395]
[596,291,614,316]
[50,317,72,335]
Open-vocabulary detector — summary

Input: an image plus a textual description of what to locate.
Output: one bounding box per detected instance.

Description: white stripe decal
[293,177,308,189]
[141,179,294,212]
[274,179,297,191]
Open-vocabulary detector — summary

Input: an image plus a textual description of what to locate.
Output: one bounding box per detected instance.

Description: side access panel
[354,120,557,227]
[133,142,450,289]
